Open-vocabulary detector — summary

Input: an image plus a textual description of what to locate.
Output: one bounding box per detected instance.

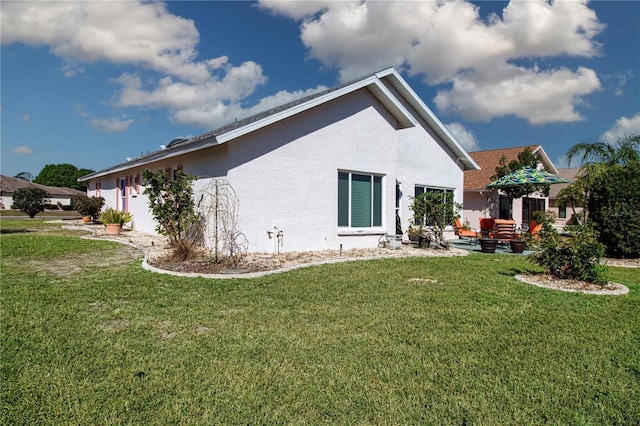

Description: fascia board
[378,69,480,171]
[78,137,218,181]
[216,77,416,144]
[531,146,559,173]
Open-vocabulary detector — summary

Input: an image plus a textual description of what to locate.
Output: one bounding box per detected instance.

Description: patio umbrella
[487,167,570,188]
[487,167,571,225]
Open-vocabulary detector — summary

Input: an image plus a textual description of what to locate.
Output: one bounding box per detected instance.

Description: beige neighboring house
[463,145,558,229]
[548,167,584,226]
[0,175,84,209]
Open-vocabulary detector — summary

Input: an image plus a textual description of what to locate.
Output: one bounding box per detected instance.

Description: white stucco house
[463,145,558,230]
[79,67,479,253]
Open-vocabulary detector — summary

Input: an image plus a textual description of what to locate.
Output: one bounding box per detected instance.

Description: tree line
[13,164,94,192]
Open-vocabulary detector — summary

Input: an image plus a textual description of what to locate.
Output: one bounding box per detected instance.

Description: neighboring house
[79,67,479,253]
[548,167,584,226]
[463,145,558,229]
[0,175,84,209]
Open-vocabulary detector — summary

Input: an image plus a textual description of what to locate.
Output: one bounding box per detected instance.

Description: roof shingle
[464,145,543,190]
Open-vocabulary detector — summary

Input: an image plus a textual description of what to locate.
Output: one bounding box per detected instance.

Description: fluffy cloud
[88,117,135,133]
[13,145,33,155]
[600,113,640,143]
[445,122,479,152]
[260,0,605,124]
[434,64,601,124]
[1,1,283,129]
[1,1,208,82]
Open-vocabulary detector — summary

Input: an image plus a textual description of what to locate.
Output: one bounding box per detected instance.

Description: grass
[1,220,639,424]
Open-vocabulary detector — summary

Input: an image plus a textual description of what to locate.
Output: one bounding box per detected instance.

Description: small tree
[12,187,49,218]
[143,168,202,261]
[72,195,105,220]
[410,191,460,249]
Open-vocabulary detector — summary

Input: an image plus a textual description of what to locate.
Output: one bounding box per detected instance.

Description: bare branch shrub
[195,178,247,264]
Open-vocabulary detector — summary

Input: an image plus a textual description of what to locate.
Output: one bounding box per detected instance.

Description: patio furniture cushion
[493,219,516,242]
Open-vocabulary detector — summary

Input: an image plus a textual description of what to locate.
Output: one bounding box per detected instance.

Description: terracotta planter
[105,224,122,235]
[82,216,92,223]
[510,239,526,254]
[479,238,498,253]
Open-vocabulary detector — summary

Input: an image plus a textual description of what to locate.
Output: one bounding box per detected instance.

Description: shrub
[73,195,105,219]
[409,191,460,249]
[142,168,202,261]
[11,187,49,218]
[531,226,607,285]
[587,162,640,257]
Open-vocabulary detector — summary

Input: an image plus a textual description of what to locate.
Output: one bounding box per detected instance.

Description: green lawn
[2,220,639,425]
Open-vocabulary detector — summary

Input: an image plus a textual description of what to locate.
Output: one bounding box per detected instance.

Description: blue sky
[1,0,639,179]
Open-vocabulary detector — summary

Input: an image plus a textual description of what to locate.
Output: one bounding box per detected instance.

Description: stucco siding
[82,70,473,254]
[224,89,400,252]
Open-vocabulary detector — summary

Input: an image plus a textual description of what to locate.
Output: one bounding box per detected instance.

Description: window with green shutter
[338,171,383,228]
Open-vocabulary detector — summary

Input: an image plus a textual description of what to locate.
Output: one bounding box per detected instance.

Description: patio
[447,237,537,255]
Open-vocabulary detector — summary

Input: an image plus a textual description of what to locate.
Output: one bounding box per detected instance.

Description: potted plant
[510,239,526,254]
[73,195,105,222]
[100,208,132,235]
[479,238,498,253]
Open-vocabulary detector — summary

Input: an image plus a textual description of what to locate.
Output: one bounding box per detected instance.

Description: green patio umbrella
[487,167,570,188]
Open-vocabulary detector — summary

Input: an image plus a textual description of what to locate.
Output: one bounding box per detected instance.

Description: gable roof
[464,145,558,191]
[80,67,479,181]
[548,167,582,198]
[0,175,84,197]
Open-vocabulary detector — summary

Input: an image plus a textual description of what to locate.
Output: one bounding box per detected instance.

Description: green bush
[72,195,105,219]
[142,168,202,261]
[531,226,607,285]
[11,187,49,218]
[587,162,640,257]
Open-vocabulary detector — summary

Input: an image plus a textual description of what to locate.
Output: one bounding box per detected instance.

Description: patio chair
[479,218,495,238]
[453,218,479,244]
[526,220,543,239]
[493,219,516,243]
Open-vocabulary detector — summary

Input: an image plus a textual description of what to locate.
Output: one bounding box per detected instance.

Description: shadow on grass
[500,267,540,278]
[0,229,33,234]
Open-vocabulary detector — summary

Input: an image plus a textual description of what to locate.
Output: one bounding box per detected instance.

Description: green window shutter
[351,174,372,227]
[338,172,349,226]
[373,175,382,226]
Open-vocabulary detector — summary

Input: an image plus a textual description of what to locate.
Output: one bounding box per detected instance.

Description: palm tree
[564,134,639,225]
[566,134,640,167]
[556,180,586,225]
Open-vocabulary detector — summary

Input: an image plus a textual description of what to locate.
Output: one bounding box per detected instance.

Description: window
[338,171,383,228]
[414,185,454,226]
[558,205,567,219]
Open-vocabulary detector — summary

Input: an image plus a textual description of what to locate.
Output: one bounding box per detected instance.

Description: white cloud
[1,1,287,130]
[73,104,89,118]
[169,85,328,129]
[1,1,209,82]
[13,145,33,155]
[260,0,605,124]
[22,114,30,124]
[445,122,479,152]
[600,113,640,143]
[434,64,601,125]
[89,117,135,133]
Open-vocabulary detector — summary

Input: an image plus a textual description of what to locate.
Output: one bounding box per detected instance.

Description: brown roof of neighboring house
[464,145,558,191]
[0,175,84,197]
[548,168,582,198]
